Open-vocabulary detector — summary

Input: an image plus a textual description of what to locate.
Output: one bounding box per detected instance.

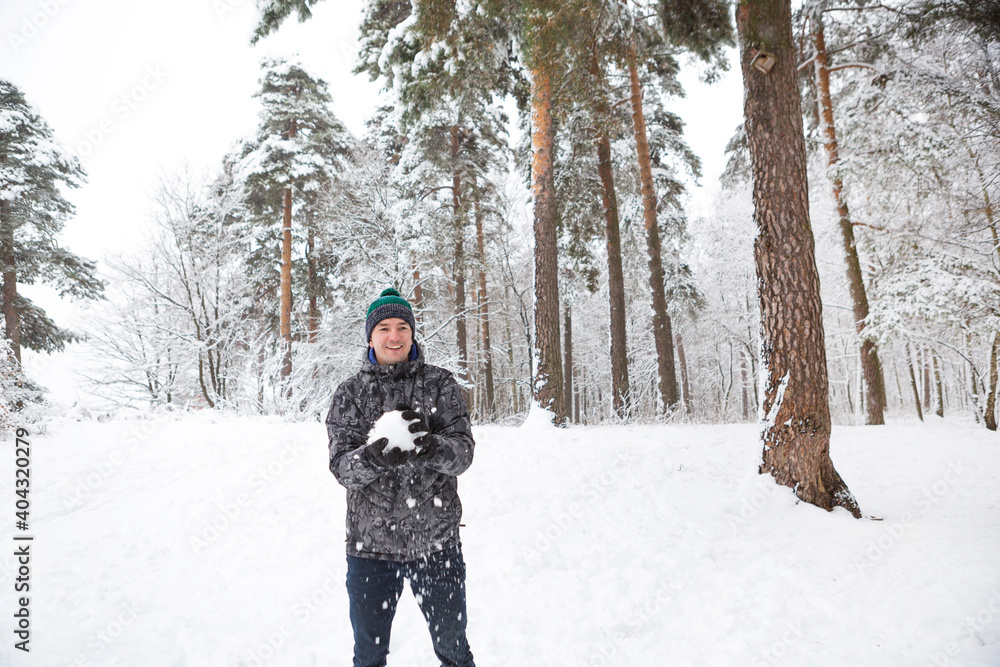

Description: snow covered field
[2,411,998,666]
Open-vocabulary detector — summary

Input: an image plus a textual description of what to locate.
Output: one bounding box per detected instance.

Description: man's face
[369,317,413,365]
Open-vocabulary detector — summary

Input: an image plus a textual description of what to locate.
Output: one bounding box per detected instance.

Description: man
[326,287,476,667]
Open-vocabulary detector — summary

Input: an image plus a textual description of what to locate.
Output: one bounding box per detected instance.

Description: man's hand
[397,404,436,459]
[365,437,410,467]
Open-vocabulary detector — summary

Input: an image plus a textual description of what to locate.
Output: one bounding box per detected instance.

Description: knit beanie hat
[365,288,416,343]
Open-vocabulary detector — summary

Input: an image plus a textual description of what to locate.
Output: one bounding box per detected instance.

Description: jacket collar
[362,341,423,378]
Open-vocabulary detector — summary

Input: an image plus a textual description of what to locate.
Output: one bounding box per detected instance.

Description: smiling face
[369,317,413,365]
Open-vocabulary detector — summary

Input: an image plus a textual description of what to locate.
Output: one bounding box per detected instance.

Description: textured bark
[907,341,924,422]
[976,158,998,429]
[279,118,298,384]
[280,188,293,382]
[986,333,998,431]
[813,18,886,425]
[564,305,574,422]
[507,330,519,415]
[572,382,582,424]
[412,268,423,311]
[626,40,678,410]
[923,347,932,413]
[257,337,266,413]
[530,68,565,420]
[676,333,692,414]
[968,338,980,422]
[306,215,319,344]
[596,131,631,417]
[1,199,20,363]
[740,351,751,421]
[472,178,495,417]
[737,0,860,517]
[452,125,470,390]
[933,351,945,417]
[504,283,519,416]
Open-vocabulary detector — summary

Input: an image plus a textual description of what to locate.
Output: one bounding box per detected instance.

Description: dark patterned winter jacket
[326,345,474,561]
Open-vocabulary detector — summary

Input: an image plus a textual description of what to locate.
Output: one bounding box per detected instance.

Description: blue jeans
[346,546,475,667]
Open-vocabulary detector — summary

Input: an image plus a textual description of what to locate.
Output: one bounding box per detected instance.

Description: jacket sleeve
[425,372,475,477]
[326,381,383,490]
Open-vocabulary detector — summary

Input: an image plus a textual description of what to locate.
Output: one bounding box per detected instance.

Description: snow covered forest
[2,1,1000,664]
[2,4,1000,466]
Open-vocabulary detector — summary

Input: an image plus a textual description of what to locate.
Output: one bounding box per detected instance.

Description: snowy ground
[1,411,998,667]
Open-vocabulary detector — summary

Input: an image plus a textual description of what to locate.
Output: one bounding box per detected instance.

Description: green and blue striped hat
[365,288,416,342]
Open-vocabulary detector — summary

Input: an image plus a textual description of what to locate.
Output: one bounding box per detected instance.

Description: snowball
[366,409,428,453]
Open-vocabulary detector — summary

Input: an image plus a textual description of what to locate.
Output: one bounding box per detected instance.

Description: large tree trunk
[306,214,319,344]
[676,333,692,414]
[451,126,471,393]
[596,131,632,417]
[564,304,574,422]
[505,296,519,417]
[279,120,296,385]
[907,341,924,422]
[740,350,751,421]
[968,336,980,422]
[626,40,679,411]
[812,17,886,425]
[975,155,998,430]
[412,268,423,311]
[257,334,266,413]
[922,346,932,413]
[986,333,998,431]
[280,184,293,383]
[932,351,944,417]
[0,199,20,363]
[530,68,565,420]
[472,177,495,418]
[736,0,860,517]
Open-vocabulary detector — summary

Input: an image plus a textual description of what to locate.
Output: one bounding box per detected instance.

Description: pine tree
[235,58,351,388]
[0,336,44,427]
[540,0,712,419]
[356,0,512,409]
[0,79,104,363]
[805,6,887,425]
[818,1,1000,426]
[250,0,325,44]
[735,0,860,516]
[489,0,585,421]
[568,0,633,418]
[639,0,731,411]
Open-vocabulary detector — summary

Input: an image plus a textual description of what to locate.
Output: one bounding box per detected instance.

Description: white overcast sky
[2,0,743,403]
[2,0,384,260]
